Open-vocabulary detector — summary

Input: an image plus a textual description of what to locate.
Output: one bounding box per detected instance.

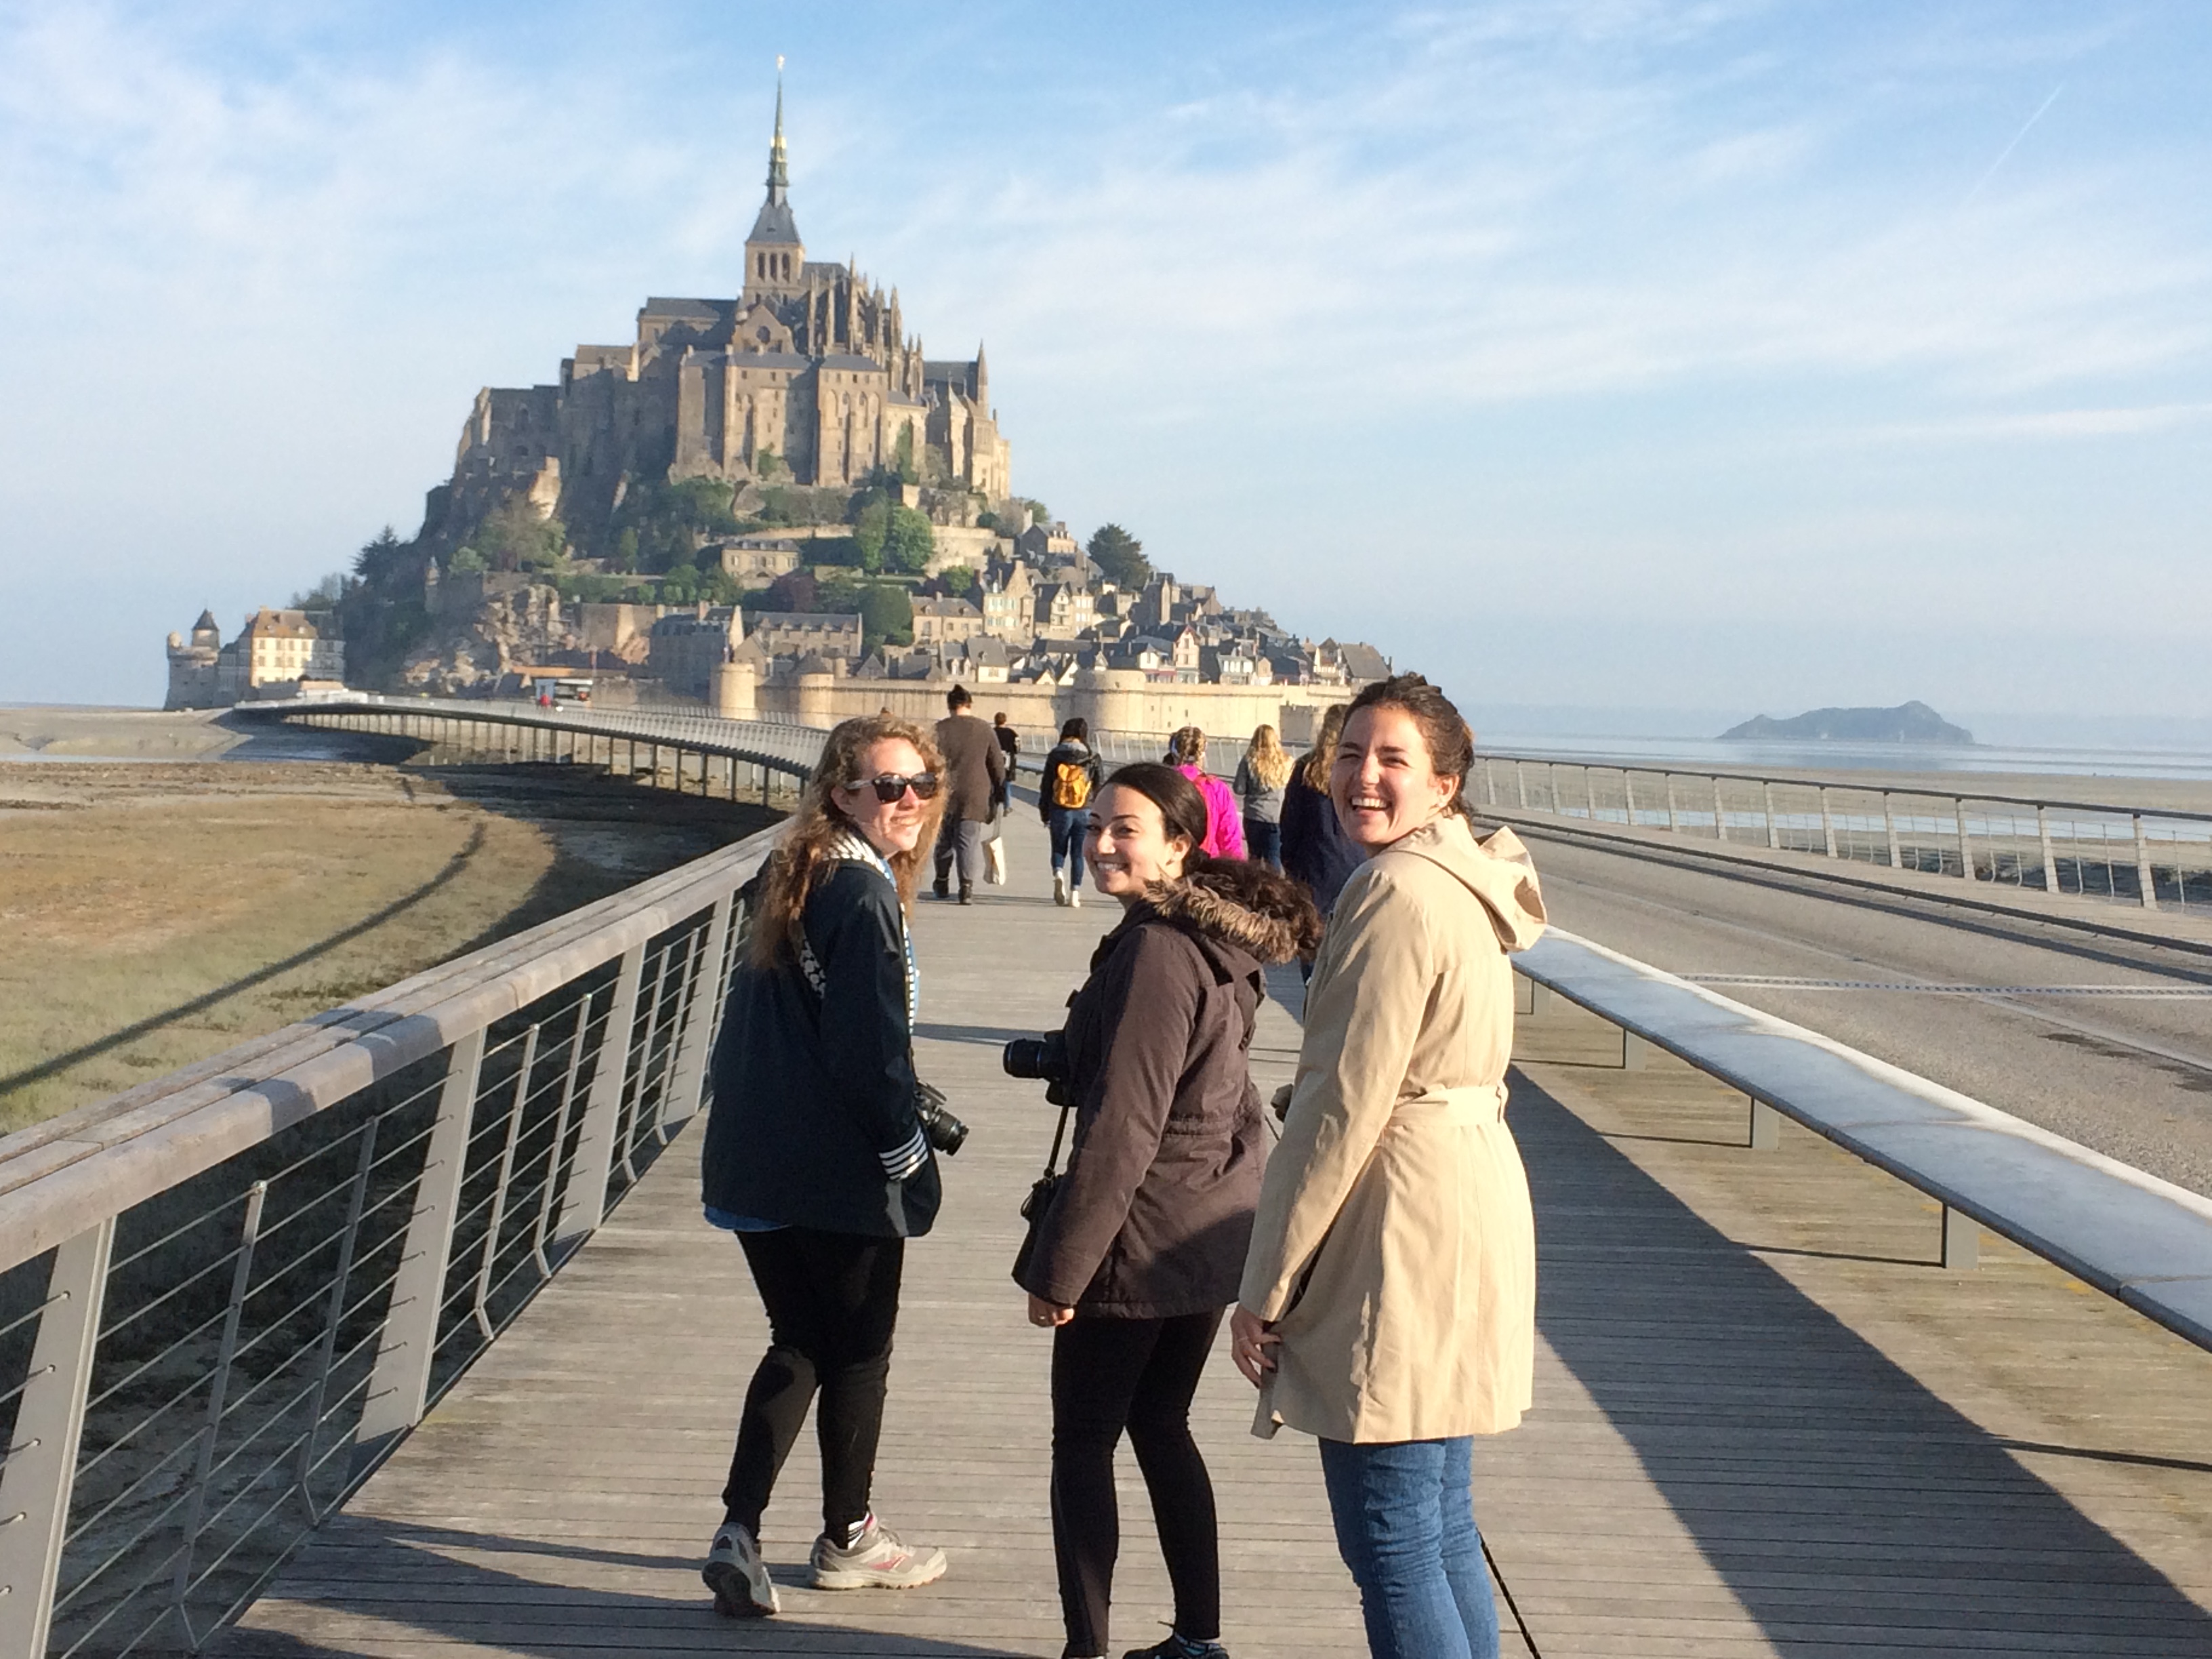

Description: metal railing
[0,804,798,1655]
[1474,754,2212,915]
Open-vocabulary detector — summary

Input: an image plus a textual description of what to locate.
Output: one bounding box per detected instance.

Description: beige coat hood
[1240,812,1546,1444]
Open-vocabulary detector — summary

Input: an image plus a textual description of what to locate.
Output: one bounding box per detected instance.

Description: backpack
[1048,754,1093,811]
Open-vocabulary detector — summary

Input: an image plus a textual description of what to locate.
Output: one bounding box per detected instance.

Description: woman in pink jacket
[1166,727,1248,861]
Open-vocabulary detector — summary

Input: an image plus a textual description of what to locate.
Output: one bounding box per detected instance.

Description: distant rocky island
[1718,701,1973,745]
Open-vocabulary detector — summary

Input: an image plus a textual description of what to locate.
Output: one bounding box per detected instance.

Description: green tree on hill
[1087,523,1149,590]
[884,506,934,575]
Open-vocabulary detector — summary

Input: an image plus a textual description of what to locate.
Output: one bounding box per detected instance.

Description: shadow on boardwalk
[220,1517,1036,1658]
[1503,1070,2212,1654]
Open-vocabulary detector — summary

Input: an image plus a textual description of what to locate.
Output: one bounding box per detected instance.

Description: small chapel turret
[742,71,804,301]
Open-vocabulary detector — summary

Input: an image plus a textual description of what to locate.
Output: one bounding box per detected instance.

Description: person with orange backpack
[1040,717,1106,907]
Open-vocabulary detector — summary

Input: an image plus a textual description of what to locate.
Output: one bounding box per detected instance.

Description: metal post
[1712,777,1727,843]
[1955,798,1975,881]
[2134,815,2159,910]
[1664,777,1680,834]
[1885,794,1902,869]
[1622,1031,1654,1071]
[355,1026,485,1465]
[1820,788,1839,859]
[1514,764,1528,809]
[1942,1206,1980,1270]
[533,1000,593,1277]
[1482,759,1497,806]
[1764,782,1780,849]
[1584,769,1598,823]
[0,1218,116,1659]
[553,942,647,1251]
[760,764,771,808]
[297,1119,378,1519]
[1749,1099,1781,1151]
[2039,807,2060,895]
[473,1024,539,1340]
[173,1181,270,1626]
[1622,774,1637,828]
[664,895,735,1133]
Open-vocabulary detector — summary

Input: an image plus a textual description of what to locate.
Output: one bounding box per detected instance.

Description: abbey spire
[743,63,803,298]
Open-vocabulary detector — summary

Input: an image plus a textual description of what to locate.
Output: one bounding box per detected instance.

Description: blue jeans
[1318,1437,1498,1659]
[1047,807,1088,887]
[1244,818,1283,872]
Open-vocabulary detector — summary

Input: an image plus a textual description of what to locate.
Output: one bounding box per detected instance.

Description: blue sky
[3,1,2208,729]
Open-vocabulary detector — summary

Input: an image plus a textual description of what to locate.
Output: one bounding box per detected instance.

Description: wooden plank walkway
[221,813,2212,1658]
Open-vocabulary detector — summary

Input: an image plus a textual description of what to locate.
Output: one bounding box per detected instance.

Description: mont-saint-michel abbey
[165,91,1382,733]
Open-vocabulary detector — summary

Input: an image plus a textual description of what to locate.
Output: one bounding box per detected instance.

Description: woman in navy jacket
[700,714,951,1617]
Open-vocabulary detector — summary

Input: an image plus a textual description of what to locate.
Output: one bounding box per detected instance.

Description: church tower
[742,71,804,302]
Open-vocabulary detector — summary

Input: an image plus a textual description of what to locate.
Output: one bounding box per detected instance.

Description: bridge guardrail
[1515,928,2212,1347]
[0,815,782,1658]
[1475,753,2212,915]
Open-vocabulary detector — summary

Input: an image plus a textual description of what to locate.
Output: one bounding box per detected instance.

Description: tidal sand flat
[0,759,772,1129]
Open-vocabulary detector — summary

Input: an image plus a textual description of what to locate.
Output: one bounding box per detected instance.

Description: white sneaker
[702,1520,779,1617]
[1053,869,1070,906]
[809,1514,947,1590]
[1068,884,1082,907]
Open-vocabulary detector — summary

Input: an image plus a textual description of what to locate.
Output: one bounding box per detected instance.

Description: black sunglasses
[861,772,940,803]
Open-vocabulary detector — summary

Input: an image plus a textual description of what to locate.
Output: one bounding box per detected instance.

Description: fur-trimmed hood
[1144,860,1321,965]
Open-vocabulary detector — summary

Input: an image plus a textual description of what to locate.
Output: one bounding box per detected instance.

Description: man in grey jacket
[932,684,1007,904]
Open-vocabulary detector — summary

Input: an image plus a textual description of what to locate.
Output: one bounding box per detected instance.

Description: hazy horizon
[3,2,2207,718]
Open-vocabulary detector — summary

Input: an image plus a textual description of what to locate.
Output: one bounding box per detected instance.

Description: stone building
[165,609,346,709]
[750,611,863,659]
[911,596,985,647]
[429,84,1011,549]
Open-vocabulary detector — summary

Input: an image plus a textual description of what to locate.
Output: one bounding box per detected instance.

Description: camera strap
[1041,1104,1071,1178]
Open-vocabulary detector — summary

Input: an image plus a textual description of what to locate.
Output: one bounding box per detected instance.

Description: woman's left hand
[1230,1305,1279,1386]
[1027,1294,1075,1328]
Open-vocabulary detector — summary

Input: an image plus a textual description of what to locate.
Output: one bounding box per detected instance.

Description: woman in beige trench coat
[1231,673,1545,1659]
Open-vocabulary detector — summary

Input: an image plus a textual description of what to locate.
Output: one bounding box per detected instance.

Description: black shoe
[933,878,949,899]
[1124,1636,1229,1659]
[958,883,974,905]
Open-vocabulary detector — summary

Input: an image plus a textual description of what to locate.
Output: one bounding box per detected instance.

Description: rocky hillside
[1719,701,1973,745]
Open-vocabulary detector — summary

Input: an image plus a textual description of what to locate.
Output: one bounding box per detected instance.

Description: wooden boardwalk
[222,813,2212,1658]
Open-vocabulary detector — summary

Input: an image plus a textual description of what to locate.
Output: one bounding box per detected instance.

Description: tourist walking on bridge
[1279,704,1360,975]
[1017,762,1317,1659]
[1165,726,1246,861]
[1231,724,1291,872]
[1231,676,1547,1659]
[699,713,954,1618]
[934,684,1008,904]
[1040,717,1105,906]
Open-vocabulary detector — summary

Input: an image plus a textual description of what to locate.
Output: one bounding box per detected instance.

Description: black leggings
[723,1227,903,1540]
[1050,1309,1225,1658]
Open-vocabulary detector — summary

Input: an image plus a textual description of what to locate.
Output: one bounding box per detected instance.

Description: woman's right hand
[1230,1305,1279,1387]
[1027,1293,1075,1329]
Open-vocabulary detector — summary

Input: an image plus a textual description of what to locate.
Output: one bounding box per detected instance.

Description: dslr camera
[914,1080,968,1156]
[1002,1029,1075,1108]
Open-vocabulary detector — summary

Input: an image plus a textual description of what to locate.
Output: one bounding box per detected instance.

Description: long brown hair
[1298,702,1349,790]
[1343,672,1476,817]
[747,714,944,968]
[1244,723,1292,790]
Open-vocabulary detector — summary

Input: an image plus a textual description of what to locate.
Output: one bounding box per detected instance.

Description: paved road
[1501,823,2212,1199]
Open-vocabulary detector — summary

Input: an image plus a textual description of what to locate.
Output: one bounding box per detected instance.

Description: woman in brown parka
[1231,674,1546,1659]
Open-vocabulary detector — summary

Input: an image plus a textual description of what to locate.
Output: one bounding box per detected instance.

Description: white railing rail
[1475,753,2212,915]
[0,815,787,1658]
[1515,929,2212,1347]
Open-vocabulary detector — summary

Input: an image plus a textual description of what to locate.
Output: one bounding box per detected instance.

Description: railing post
[1955,798,1975,881]
[553,942,647,1251]
[472,1024,540,1340]
[0,1218,115,1659]
[1483,759,1497,807]
[1942,1206,1980,1270]
[2133,815,2159,910]
[1711,777,1727,843]
[1748,1099,1781,1151]
[173,1181,270,1633]
[1885,794,1902,869]
[1622,773,1637,827]
[1664,776,1680,834]
[1820,788,1839,859]
[1584,769,1598,823]
[354,1026,485,1467]
[1763,782,1780,849]
[2039,807,2060,895]
[1515,763,1528,810]
[665,895,736,1134]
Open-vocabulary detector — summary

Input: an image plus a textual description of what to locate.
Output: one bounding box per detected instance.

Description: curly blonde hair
[747,714,944,968]
[1244,724,1292,791]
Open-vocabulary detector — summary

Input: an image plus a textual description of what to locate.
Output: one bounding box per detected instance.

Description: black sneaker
[1123,1636,1229,1659]
[933,877,950,899]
